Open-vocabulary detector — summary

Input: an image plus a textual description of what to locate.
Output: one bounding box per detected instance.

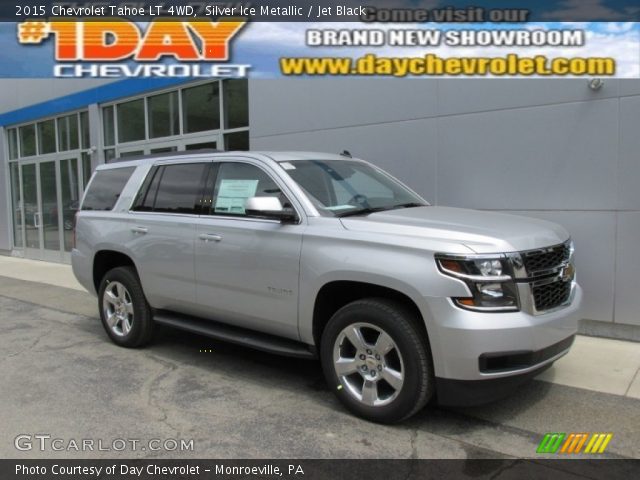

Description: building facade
[0,78,249,263]
[0,78,638,339]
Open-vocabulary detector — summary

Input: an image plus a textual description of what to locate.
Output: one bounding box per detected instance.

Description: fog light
[478,283,504,298]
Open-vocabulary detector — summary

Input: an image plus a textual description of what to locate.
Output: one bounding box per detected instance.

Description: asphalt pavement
[0,263,639,461]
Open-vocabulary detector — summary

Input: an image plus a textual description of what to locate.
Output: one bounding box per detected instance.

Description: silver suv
[72,151,581,423]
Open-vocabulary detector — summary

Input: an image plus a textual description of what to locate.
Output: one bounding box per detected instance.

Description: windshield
[282,160,427,217]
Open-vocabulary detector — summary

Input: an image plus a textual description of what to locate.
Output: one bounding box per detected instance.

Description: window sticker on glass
[215,179,259,214]
[280,162,296,170]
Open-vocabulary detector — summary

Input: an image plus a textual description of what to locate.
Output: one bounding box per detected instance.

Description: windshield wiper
[390,202,425,209]
[336,207,390,218]
[336,203,426,218]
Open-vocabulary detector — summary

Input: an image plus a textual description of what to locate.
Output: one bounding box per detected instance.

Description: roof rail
[111,148,222,163]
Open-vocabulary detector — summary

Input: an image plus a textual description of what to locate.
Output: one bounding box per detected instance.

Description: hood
[339,206,569,254]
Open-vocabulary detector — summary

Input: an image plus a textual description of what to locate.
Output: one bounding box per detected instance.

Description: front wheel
[98,266,155,348]
[320,298,434,423]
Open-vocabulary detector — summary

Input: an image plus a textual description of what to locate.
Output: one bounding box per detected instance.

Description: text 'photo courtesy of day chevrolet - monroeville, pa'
[0,1,639,479]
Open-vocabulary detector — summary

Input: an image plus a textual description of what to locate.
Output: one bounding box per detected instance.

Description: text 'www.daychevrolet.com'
[280,54,616,77]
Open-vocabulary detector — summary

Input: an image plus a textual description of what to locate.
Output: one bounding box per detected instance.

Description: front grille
[522,242,571,275]
[533,280,572,311]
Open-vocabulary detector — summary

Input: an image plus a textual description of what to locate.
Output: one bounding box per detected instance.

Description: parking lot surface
[1,274,639,460]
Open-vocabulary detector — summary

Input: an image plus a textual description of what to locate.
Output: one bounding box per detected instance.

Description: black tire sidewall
[98,266,153,348]
[320,299,433,423]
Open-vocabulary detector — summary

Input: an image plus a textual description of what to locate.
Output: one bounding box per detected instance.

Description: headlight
[478,259,502,276]
[436,255,519,312]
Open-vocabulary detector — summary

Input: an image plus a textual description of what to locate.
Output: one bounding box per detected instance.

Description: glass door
[21,162,40,257]
[59,157,81,259]
[8,163,24,250]
[39,160,61,260]
[18,156,81,262]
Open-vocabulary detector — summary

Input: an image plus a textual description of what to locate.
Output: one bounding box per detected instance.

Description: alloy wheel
[102,281,134,337]
[333,322,405,407]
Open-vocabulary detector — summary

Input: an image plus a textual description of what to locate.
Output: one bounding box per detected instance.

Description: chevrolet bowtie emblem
[562,264,575,282]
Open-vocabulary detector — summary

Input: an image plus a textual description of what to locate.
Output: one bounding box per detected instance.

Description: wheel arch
[92,249,138,292]
[311,280,431,350]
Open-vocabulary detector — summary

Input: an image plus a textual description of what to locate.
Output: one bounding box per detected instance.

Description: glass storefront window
[103,106,115,146]
[19,124,36,157]
[182,83,220,133]
[104,149,116,162]
[186,141,217,150]
[224,131,249,151]
[80,111,90,149]
[21,163,38,249]
[9,163,23,248]
[8,128,19,159]
[119,150,144,158]
[37,119,57,154]
[150,146,177,154]
[3,81,252,259]
[148,91,179,138]
[40,161,60,251]
[82,152,92,190]
[117,99,145,143]
[57,114,79,151]
[60,158,80,251]
[223,80,248,129]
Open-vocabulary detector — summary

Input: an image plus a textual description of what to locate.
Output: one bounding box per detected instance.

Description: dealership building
[0,77,638,339]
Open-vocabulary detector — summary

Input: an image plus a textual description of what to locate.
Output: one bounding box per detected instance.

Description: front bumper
[435,360,559,407]
[423,284,582,386]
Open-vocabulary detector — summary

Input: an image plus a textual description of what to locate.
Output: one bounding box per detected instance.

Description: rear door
[128,161,211,311]
[193,160,305,340]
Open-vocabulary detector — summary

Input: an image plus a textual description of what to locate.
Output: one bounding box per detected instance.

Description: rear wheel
[98,266,155,348]
[321,298,434,423]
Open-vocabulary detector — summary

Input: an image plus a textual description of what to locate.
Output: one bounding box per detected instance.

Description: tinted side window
[82,167,135,211]
[132,167,161,212]
[211,162,287,216]
[152,163,209,214]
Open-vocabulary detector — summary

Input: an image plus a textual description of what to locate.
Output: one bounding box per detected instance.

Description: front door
[194,160,305,340]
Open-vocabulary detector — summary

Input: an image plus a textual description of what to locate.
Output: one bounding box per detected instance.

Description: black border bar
[3,459,640,479]
[7,1,640,22]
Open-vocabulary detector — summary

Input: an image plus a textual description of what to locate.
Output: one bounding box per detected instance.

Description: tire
[320,298,434,423]
[98,266,155,348]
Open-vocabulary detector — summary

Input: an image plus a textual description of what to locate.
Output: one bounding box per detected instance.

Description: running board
[153,310,316,359]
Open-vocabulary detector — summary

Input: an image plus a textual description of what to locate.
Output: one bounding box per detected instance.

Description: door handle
[131,226,148,235]
[34,212,41,228]
[199,233,222,242]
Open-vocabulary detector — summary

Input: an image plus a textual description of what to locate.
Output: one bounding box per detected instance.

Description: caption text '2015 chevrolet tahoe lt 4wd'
[72,151,581,423]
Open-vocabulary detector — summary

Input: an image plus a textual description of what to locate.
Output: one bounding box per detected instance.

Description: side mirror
[245,197,298,223]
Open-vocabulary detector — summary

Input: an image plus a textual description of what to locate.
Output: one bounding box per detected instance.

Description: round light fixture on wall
[588,78,605,90]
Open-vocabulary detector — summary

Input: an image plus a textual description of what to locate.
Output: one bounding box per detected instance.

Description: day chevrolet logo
[17,21,50,43]
[537,432,613,454]
[17,19,246,61]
